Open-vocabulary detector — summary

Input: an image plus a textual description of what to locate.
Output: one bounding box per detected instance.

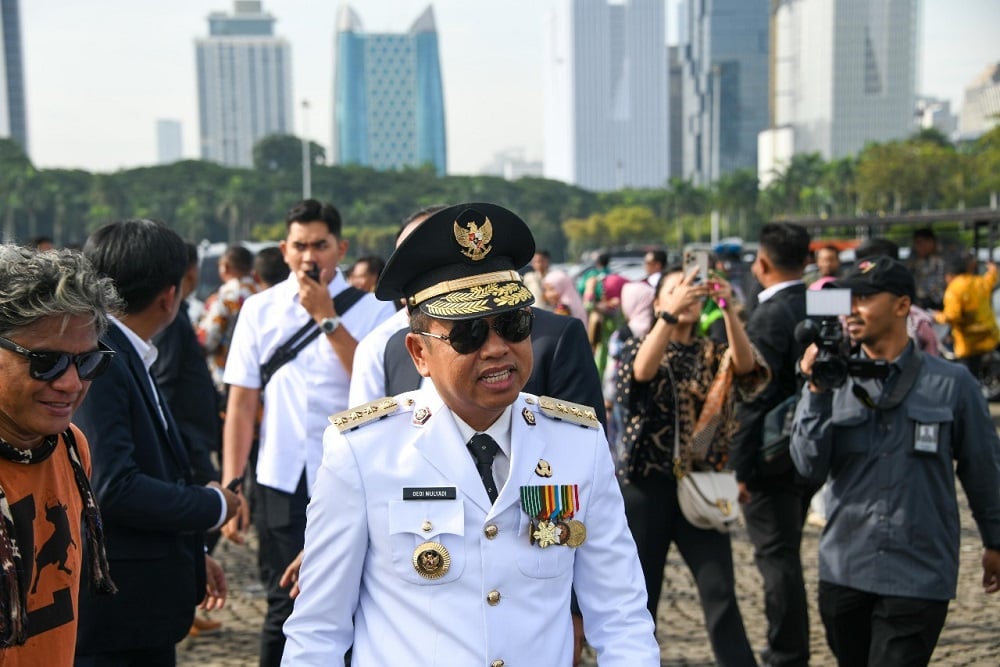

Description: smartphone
[304,264,320,282]
[683,250,710,284]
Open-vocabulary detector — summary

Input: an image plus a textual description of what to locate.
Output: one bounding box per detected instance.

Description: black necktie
[467,433,500,503]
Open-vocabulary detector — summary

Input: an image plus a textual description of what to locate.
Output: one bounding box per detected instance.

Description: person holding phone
[220,200,395,667]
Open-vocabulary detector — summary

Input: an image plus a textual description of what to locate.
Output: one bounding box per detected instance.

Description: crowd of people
[1,204,999,667]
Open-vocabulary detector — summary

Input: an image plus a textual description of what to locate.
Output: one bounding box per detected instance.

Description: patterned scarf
[0,426,116,647]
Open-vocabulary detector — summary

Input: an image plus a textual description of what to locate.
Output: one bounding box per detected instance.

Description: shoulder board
[330,397,400,433]
[537,396,600,429]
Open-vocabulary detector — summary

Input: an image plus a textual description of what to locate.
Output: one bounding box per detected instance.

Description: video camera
[794,289,889,391]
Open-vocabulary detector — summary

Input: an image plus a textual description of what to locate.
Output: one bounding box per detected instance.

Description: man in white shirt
[221,199,395,667]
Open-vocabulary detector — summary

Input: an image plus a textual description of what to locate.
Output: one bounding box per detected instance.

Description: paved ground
[179,412,1000,666]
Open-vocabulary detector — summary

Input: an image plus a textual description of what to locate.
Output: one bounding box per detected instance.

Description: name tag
[913,423,939,455]
[403,487,457,500]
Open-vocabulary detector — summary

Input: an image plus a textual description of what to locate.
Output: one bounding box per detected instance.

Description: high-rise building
[915,97,957,138]
[958,63,1000,140]
[0,0,28,154]
[157,119,183,164]
[759,0,918,185]
[196,1,293,167]
[679,0,770,186]
[333,5,446,175]
[543,0,669,192]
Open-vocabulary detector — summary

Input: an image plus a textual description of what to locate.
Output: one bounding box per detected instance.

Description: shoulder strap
[259,286,367,390]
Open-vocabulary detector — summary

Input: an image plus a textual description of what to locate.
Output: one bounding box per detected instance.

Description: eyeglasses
[415,309,534,355]
[0,336,116,382]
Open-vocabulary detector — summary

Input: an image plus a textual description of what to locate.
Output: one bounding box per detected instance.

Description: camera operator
[791,256,1000,666]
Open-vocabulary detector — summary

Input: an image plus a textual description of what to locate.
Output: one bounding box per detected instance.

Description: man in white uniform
[283,203,658,666]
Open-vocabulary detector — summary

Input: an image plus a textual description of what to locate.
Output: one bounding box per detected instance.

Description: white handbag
[676,469,741,533]
[667,361,742,534]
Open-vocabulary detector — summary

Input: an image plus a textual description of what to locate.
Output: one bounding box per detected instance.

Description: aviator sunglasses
[0,336,116,381]
[415,309,534,355]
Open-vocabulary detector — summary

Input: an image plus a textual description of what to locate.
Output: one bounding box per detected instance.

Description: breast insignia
[329,397,399,432]
[538,396,599,429]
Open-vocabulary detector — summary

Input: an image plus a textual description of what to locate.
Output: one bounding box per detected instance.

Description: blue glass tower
[334,6,447,175]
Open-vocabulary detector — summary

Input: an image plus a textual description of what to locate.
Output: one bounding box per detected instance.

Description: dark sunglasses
[0,336,116,382]
[416,309,534,355]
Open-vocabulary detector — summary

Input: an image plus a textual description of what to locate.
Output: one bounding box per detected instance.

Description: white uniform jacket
[282,389,659,666]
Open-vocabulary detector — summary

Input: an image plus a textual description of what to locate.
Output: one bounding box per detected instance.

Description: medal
[412,542,451,579]
[533,520,560,548]
[521,484,582,548]
[565,519,587,547]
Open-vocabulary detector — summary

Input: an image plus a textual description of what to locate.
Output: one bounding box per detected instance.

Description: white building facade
[760,0,918,183]
[196,1,293,167]
[543,0,668,192]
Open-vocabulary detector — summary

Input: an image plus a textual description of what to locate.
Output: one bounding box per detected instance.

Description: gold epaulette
[330,397,400,433]
[537,396,600,429]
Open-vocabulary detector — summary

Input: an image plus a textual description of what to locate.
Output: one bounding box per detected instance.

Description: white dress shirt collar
[756,279,803,304]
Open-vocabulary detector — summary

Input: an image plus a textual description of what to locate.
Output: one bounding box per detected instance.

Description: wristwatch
[319,316,340,335]
[659,311,679,325]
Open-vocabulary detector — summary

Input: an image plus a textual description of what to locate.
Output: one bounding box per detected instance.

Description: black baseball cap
[833,256,916,300]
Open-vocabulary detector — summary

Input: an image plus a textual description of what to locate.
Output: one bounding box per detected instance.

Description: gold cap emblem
[454,216,493,260]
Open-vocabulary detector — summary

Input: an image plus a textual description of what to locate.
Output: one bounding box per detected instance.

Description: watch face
[321,318,338,333]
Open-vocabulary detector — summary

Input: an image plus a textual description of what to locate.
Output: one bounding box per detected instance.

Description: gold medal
[412,542,451,579]
[565,520,587,547]
[533,520,559,548]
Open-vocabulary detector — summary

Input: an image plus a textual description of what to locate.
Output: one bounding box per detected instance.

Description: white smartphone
[683,250,710,283]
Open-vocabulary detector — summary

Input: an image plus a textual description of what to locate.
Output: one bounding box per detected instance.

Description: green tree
[253,134,325,172]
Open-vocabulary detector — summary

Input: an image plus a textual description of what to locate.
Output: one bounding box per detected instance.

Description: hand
[209,481,242,523]
[298,266,335,321]
[737,481,751,505]
[280,550,305,599]
[658,267,709,316]
[201,555,227,611]
[983,548,1000,594]
[708,276,735,310]
[221,494,250,545]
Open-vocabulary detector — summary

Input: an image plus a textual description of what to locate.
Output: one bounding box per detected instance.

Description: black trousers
[622,475,757,667]
[255,473,309,667]
[818,581,949,667]
[742,485,813,667]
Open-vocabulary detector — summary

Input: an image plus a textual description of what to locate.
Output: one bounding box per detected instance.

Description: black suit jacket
[74,323,222,654]
[384,308,607,429]
[152,305,221,486]
[730,283,808,488]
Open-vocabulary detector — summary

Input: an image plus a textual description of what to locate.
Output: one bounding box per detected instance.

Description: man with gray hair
[0,245,119,663]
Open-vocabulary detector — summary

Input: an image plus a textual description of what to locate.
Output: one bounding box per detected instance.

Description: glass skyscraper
[333,5,446,175]
[196,1,292,167]
[680,0,770,186]
[0,0,28,154]
[543,0,669,192]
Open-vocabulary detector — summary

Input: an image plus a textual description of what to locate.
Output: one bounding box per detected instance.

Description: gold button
[491,660,505,667]
[421,521,432,532]
[487,590,501,606]
[484,524,499,539]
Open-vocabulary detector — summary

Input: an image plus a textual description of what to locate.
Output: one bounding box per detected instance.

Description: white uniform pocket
[513,511,575,579]
[388,500,465,584]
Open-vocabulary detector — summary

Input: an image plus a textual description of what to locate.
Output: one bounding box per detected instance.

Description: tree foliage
[1,129,998,262]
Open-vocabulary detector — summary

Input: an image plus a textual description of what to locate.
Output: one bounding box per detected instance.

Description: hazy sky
[18,0,1000,175]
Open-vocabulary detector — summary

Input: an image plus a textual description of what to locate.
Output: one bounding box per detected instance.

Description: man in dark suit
[384,307,606,430]
[74,219,240,667]
[729,222,813,667]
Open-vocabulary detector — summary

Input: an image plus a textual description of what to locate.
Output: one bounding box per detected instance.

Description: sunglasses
[415,309,534,355]
[0,336,116,382]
